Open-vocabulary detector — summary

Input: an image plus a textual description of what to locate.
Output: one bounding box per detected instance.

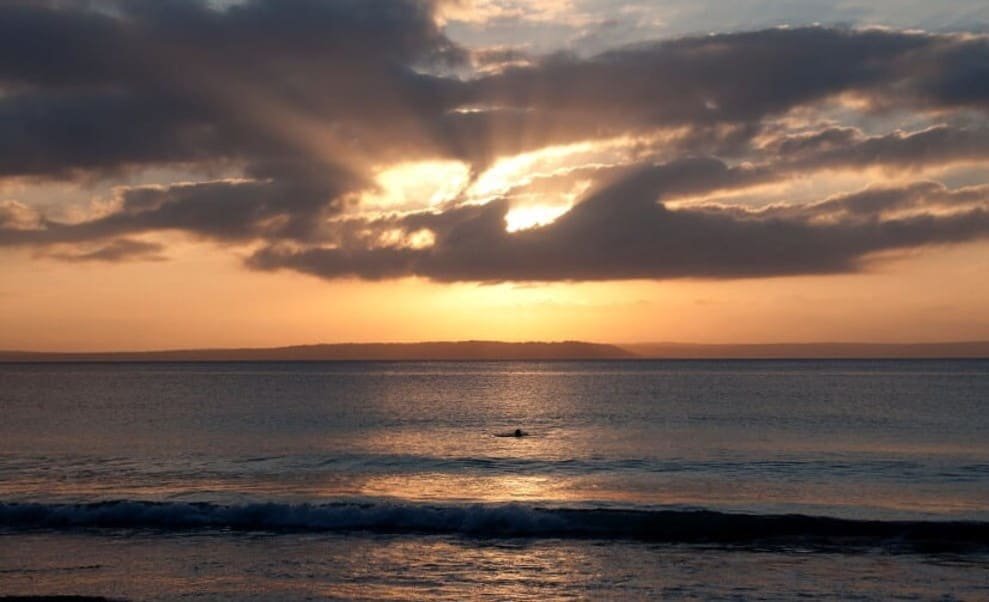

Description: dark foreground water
[1,360,987,600]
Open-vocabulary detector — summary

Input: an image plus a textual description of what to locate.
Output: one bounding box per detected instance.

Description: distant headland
[0,341,632,362]
[621,341,989,359]
[2,340,989,362]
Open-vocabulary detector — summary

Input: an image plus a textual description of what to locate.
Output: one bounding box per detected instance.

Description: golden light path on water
[3,412,981,518]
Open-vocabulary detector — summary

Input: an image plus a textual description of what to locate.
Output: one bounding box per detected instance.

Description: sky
[2,0,989,351]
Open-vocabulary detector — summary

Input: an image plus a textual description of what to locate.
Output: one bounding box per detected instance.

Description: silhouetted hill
[621,341,989,359]
[0,341,634,362]
[3,340,988,362]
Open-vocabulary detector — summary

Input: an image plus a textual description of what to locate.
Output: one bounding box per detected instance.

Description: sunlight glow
[362,160,471,212]
[467,141,601,201]
[505,203,573,232]
[375,227,436,249]
[464,133,666,206]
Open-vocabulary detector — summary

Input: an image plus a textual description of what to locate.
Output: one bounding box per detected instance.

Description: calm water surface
[1,360,987,600]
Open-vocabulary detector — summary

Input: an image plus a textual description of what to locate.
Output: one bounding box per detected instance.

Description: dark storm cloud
[4,9,989,179]
[248,168,989,282]
[461,28,989,145]
[0,0,461,88]
[0,0,466,177]
[723,181,989,222]
[3,3,989,281]
[596,125,989,196]
[771,126,989,171]
[322,26,989,168]
[0,170,357,246]
[0,89,225,178]
[0,0,463,245]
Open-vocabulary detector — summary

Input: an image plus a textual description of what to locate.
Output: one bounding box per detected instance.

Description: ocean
[1,360,987,600]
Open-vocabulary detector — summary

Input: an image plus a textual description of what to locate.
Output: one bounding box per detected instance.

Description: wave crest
[2,500,986,551]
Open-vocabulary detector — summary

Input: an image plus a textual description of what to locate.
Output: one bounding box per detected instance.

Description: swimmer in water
[494,428,528,437]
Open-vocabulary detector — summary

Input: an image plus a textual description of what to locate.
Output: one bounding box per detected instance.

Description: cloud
[462,28,989,145]
[441,0,989,56]
[0,169,358,247]
[42,239,167,263]
[247,171,989,282]
[0,0,466,179]
[727,181,989,222]
[2,5,989,279]
[755,125,989,178]
[410,27,989,168]
[4,10,989,179]
[0,201,42,231]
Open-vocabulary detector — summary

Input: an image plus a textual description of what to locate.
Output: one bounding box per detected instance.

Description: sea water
[1,360,987,600]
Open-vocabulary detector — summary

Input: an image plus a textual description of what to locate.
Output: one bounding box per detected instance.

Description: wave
[1,500,986,551]
[7,454,986,489]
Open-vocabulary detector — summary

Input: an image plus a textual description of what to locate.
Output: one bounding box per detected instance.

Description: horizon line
[3,339,989,361]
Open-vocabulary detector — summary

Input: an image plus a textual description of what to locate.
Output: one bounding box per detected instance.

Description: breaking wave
[2,500,986,551]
